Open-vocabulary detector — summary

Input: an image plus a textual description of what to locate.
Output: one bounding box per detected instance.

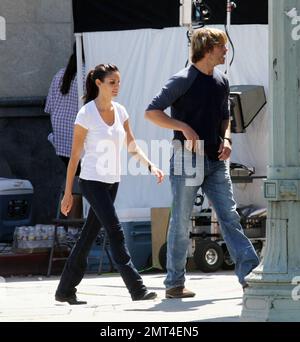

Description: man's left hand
[218,140,232,161]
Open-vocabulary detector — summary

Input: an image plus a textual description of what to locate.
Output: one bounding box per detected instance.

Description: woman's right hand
[61,193,73,216]
[150,165,165,184]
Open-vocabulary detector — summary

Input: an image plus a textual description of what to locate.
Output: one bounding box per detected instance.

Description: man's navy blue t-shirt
[146,65,230,160]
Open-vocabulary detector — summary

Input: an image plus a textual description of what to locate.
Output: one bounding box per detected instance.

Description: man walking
[145,28,259,298]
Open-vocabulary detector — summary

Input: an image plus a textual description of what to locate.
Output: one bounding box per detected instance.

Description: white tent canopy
[80,24,268,219]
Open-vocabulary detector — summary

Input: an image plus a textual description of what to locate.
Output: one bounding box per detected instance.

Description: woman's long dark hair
[83,64,119,104]
[60,42,85,95]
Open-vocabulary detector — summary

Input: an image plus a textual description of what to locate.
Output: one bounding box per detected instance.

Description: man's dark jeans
[56,179,147,299]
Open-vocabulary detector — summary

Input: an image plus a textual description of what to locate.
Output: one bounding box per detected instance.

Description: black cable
[224,24,235,69]
[224,1,237,71]
[185,30,192,68]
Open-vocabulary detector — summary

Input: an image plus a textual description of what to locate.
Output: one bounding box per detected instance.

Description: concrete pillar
[241,0,300,321]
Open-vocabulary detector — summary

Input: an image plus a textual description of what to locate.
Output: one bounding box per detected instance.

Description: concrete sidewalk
[0,271,243,322]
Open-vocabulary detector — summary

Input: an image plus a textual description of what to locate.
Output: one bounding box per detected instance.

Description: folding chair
[47,176,113,276]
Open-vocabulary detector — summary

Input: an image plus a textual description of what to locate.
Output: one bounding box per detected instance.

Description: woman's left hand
[150,165,164,184]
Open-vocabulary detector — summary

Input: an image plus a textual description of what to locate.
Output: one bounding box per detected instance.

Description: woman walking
[55,64,164,305]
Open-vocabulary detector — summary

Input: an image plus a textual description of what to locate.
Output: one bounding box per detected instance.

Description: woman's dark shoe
[132,291,157,301]
[55,294,87,305]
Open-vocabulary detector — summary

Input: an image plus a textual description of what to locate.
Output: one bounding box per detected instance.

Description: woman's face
[98,71,121,98]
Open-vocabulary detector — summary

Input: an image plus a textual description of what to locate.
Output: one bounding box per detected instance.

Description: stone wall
[0,0,73,224]
[0,106,66,224]
[0,0,73,97]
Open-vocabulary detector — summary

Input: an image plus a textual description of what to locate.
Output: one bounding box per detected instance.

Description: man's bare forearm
[221,119,231,139]
[145,110,188,132]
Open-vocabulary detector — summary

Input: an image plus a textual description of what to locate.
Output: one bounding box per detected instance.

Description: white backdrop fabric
[214,25,269,208]
[82,24,269,219]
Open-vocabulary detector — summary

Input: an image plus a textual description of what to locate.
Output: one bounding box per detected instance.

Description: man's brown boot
[165,286,195,299]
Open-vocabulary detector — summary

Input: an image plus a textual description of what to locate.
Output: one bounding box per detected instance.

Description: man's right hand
[181,125,200,152]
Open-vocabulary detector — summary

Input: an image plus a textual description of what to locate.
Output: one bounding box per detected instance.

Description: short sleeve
[44,78,56,114]
[118,104,129,124]
[146,66,197,112]
[44,69,64,114]
[74,106,89,129]
[146,75,184,111]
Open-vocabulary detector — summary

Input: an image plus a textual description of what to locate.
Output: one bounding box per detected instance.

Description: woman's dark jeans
[56,179,147,299]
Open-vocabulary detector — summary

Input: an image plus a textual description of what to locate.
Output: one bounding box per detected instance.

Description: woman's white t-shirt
[74,100,129,183]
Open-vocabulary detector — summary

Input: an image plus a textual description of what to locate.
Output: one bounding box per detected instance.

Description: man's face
[209,43,228,66]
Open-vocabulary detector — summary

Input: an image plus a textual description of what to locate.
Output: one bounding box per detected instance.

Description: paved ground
[0,270,243,322]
